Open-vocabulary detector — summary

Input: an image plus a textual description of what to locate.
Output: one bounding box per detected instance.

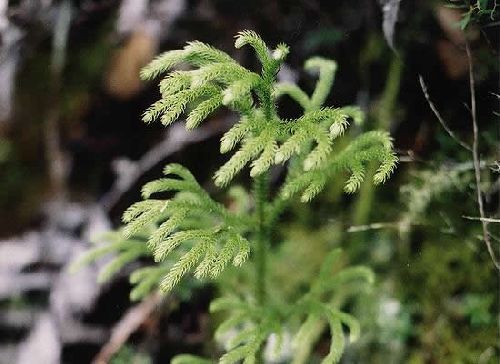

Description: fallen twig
[92,292,163,364]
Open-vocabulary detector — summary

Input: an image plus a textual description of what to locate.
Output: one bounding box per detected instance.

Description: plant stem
[465,41,500,270]
[254,172,269,306]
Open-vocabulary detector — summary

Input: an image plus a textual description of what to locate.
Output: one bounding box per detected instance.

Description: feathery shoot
[75,31,397,363]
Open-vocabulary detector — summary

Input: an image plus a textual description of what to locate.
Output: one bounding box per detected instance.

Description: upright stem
[465,42,500,270]
[254,172,269,305]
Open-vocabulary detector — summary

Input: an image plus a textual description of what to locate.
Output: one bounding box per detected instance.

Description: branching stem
[465,41,500,270]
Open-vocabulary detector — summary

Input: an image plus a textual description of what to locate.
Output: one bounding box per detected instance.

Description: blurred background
[0,0,498,363]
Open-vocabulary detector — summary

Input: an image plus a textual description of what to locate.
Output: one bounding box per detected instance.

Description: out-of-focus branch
[347,221,410,232]
[463,216,500,223]
[92,292,162,364]
[0,0,22,125]
[465,41,500,270]
[100,119,232,211]
[44,0,71,198]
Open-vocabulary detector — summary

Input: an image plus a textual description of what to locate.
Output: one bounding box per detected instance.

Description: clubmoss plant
[73,31,397,363]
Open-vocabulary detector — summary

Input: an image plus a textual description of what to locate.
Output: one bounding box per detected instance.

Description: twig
[347,221,408,232]
[465,41,500,270]
[418,75,472,151]
[463,216,500,223]
[92,292,162,364]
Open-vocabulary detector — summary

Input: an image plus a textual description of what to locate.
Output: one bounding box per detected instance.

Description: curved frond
[122,163,251,292]
[234,30,270,67]
[304,57,337,109]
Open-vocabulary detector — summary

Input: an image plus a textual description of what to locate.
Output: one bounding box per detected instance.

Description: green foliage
[400,164,468,226]
[74,31,397,363]
[110,345,152,364]
[71,230,165,301]
[462,293,494,327]
[181,249,373,364]
[446,0,498,29]
[140,31,396,196]
[400,234,498,362]
[124,163,251,292]
[70,231,149,284]
[70,218,208,302]
[348,156,499,363]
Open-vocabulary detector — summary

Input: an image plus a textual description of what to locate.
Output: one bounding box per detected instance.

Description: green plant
[73,31,397,363]
[111,345,152,364]
[446,0,498,29]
